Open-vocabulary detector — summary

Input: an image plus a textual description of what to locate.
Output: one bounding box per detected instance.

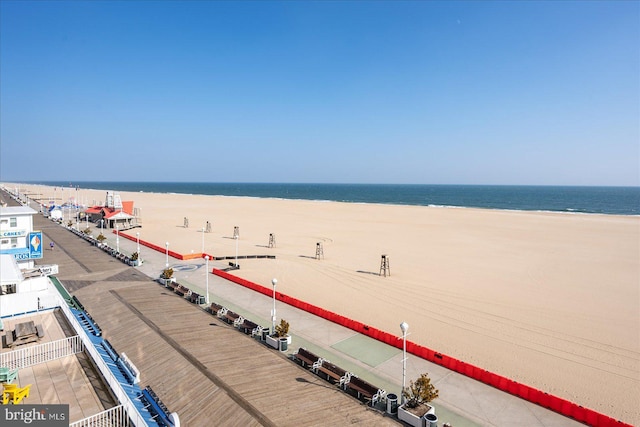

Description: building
[85,191,139,229]
[0,205,42,269]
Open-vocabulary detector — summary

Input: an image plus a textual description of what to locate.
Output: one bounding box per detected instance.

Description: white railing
[0,336,83,370]
[56,289,148,427]
[70,404,132,427]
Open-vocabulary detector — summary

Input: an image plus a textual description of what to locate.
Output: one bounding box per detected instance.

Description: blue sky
[1,1,638,185]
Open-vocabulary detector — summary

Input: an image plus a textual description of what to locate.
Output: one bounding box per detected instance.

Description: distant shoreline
[6,181,639,216]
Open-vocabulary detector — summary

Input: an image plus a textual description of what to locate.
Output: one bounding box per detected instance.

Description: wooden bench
[175,285,190,297]
[293,347,320,368]
[0,367,18,384]
[346,375,380,402]
[188,292,202,304]
[238,319,258,335]
[316,360,347,384]
[208,302,224,315]
[223,310,240,324]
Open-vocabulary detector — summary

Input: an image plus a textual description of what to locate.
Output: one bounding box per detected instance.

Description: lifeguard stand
[379,255,390,277]
[315,242,324,260]
[268,233,276,248]
[205,221,212,233]
[233,226,239,239]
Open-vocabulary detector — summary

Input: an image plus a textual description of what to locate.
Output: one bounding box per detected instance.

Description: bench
[316,360,348,384]
[208,302,224,315]
[2,383,31,404]
[238,319,258,335]
[142,386,178,427]
[167,281,179,291]
[346,375,381,402]
[0,367,18,384]
[293,347,320,368]
[223,310,240,324]
[174,285,190,297]
[188,292,202,304]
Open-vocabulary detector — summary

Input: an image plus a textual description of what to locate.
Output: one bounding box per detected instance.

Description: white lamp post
[202,226,205,254]
[400,321,409,404]
[136,232,140,253]
[116,225,120,253]
[165,241,169,268]
[205,255,210,304]
[271,278,278,335]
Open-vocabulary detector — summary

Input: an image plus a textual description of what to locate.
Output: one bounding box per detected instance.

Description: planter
[397,403,434,427]
[158,277,176,287]
[130,260,142,267]
[265,335,279,349]
[265,334,291,350]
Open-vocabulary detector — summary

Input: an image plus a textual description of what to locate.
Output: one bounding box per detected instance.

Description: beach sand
[13,184,640,424]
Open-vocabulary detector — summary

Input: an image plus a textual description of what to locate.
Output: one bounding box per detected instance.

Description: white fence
[70,404,132,427]
[56,290,148,427]
[0,336,83,370]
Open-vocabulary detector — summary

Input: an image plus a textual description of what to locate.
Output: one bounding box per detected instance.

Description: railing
[70,404,132,427]
[0,336,83,370]
[56,288,148,427]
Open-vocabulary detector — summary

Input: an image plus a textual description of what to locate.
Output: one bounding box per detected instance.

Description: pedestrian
[50,241,54,250]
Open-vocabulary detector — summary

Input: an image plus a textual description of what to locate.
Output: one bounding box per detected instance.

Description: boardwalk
[30,210,399,426]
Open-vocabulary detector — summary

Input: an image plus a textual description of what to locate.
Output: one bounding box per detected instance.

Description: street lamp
[165,241,169,268]
[202,226,205,254]
[271,278,278,335]
[136,232,140,253]
[400,321,409,404]
[116,225,120,253]
[205,256,210,305]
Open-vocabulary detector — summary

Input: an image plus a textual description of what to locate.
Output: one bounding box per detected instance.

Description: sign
[1,405,68,426]
[38,265,59,276]
[0,230,27,238]
[29,232,43,259]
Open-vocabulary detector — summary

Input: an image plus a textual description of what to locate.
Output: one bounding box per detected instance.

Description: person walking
[50,241,54,250]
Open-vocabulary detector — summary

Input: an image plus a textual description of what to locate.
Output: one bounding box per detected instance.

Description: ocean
[27,182,640,216]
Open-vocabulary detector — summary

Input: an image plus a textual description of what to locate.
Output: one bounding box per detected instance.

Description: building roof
[0,205,38,217]
[0,254,24,284]
[103,209,135,220]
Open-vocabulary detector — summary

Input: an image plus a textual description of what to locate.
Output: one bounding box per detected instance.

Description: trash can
[279,337,288,351]
[260,329,269,341]
[423,413,438,427]
[198,295,206,305]
[386,393,398,415]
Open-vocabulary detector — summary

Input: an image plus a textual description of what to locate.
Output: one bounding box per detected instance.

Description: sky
[1,1,638,186]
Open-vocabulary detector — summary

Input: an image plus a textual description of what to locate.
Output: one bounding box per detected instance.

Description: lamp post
[205,255,210,304]
[400,321,409,404]
[116,225,120,253]
[202,226,205,254]
[136,232,140,253]
[165,241,169,268]
[271,278,277,335]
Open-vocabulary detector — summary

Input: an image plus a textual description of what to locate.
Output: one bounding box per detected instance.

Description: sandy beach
[11,183,640,424]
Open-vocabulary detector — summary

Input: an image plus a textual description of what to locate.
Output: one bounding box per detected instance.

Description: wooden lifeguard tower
[379,255,390,277]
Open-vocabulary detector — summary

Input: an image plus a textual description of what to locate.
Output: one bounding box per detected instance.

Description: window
[10,217,17,227]
[11,238,17,248]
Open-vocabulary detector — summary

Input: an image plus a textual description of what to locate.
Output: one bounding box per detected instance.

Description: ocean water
[30,182,640,215]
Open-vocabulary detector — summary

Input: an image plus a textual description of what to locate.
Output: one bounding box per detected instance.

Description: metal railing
[0,336,83,370]
[56,288,148,427]
[70,404,132,427]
